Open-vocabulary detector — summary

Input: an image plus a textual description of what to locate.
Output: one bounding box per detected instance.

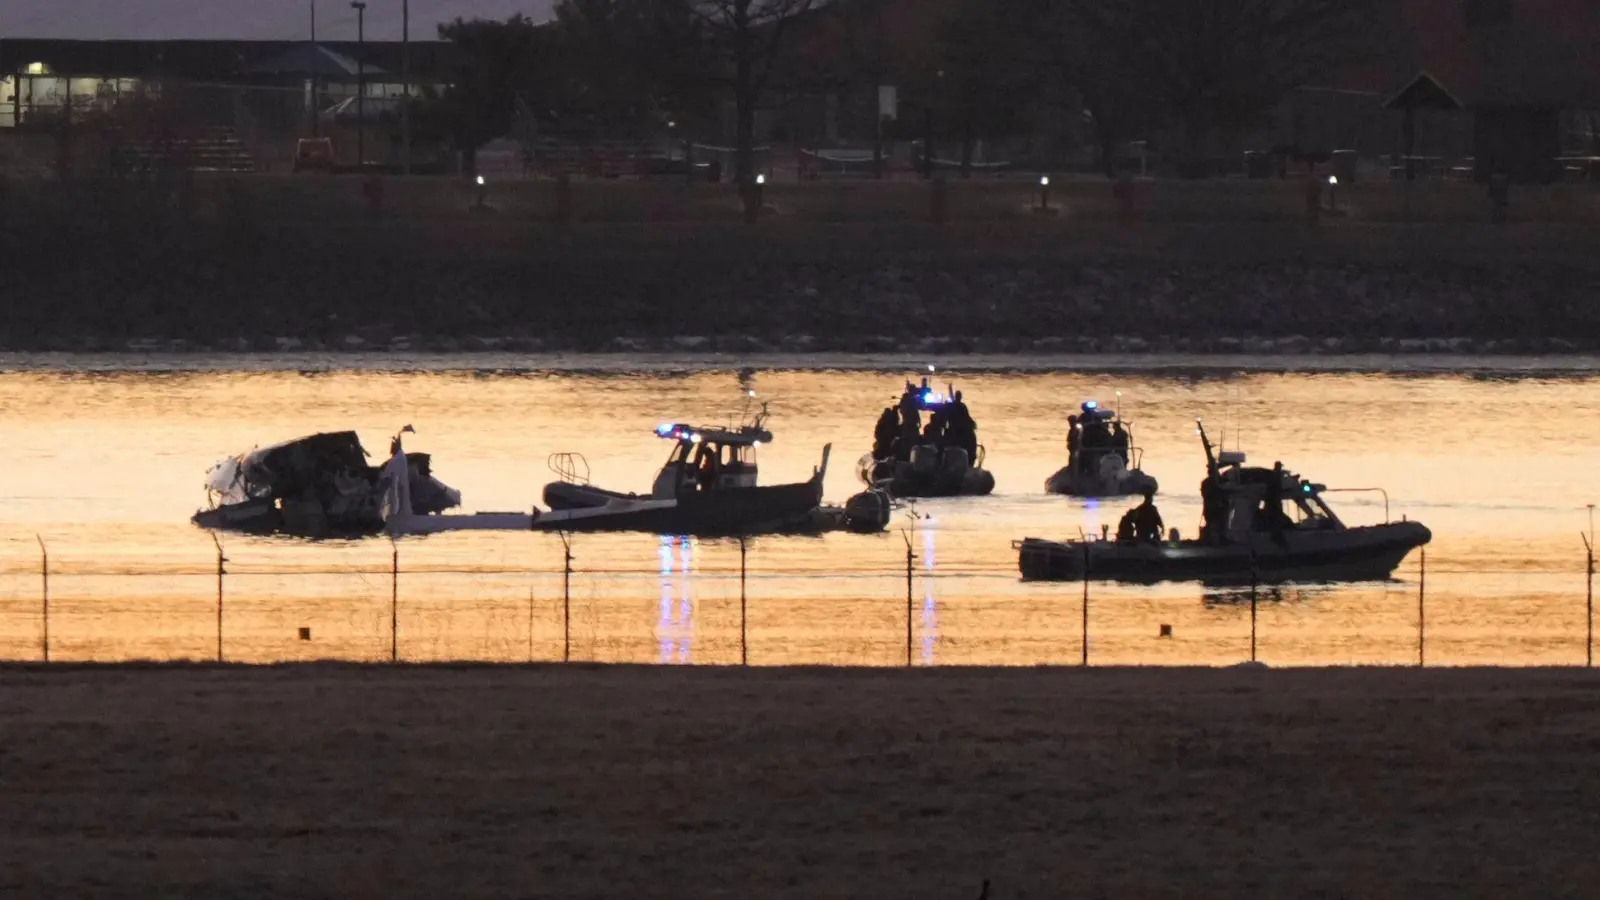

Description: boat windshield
[669,440,757,492]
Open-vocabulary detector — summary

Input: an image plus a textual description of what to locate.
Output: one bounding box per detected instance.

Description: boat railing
[547,452,591,485]
[1321,487,1390,523]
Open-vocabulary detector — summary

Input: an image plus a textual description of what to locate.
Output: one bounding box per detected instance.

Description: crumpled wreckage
[192,430,461,538]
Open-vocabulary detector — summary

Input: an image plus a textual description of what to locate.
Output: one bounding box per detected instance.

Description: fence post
[1584,525,1594,669]
[903,531,915,668]
[36,535,48,664]
[390,539,399,663]
[1081,543,1091,667]
[561,532,573,664]
[1250,553,1259,664]
[212,535,226,663]
[1418,548,1427,668]
[739,536,749,667]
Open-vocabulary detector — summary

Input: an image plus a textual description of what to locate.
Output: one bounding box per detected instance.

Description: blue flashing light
[1085,400,1099,410]
[923,390,937,404]
[656,423,675,436]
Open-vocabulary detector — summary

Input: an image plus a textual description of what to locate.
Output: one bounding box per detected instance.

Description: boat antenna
[1197,418,1219,478]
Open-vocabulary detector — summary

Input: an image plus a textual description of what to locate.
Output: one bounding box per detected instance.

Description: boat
[1044,400,1159,498]
[384,406,893,537]
[192,428,463,538]
[1014,420,1431,584]
[857,376,996,499]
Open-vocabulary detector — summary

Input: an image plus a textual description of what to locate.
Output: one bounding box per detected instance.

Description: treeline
[417,0,1381,180]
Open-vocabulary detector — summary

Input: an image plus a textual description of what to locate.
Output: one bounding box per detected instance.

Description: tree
[547,0,711,137]
[690,0,824,183]
[929,0,1040,177]
[1063,0,1378,174]
[433,15,547,173]
[1023,0,1158,178]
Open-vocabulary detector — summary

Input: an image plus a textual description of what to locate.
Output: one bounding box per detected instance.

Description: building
[1299,0,1600,181]
[0,38,452,169]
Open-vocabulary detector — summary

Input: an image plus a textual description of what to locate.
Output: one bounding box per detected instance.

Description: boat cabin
[651,422,771,499]
[1205,451,1346,542]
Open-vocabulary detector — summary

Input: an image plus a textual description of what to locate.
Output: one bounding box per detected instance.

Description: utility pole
[310,0,319,137]
[351,0,367,167]
[402,0,411,176]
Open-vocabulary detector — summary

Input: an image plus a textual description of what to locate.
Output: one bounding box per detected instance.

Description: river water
[1,355,1597,667]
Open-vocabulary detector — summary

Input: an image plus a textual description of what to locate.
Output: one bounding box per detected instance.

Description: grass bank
[4,205,1600,353]
[4,664,1599,898]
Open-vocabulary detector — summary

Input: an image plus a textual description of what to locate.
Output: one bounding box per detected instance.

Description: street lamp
[401,0,410,176]
[351,0,366,168]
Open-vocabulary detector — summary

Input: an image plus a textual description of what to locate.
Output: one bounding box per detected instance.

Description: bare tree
[691,0,823,183]
[548,0,711,137]
[932,0,1039,177]
[1065,0,1378,174]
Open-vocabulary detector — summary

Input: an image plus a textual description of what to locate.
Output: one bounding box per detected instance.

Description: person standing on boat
[1080,412,1108,476]
[1200,476,1229,544]
[1261,461,1292,546]
[1118,490,1164,543]
[873,406,899,461]
[923,403,949,446]
[1111,420,1130,464]
[896,389,922,461]
[947,391,978,461]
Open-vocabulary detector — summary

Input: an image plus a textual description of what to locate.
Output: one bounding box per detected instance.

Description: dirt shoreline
[4,663,1599,898]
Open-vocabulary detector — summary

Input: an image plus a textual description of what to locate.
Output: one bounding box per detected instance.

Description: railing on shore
[0,530,1594,668]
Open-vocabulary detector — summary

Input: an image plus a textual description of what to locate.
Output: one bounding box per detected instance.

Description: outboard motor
[843,490,893,533]
[942,446,970,473]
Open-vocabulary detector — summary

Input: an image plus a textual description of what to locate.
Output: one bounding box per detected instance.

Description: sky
[0,1,557,42]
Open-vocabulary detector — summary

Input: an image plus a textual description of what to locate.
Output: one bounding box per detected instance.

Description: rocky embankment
[5,254,1599,355]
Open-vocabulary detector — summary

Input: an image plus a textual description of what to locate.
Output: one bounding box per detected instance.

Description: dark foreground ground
[4,665,1600,898]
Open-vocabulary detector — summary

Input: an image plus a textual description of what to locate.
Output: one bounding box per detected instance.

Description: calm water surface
[1,356,1597,666]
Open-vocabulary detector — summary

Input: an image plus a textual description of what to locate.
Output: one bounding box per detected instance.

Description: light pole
[401,0,410,176]
[309,0,319,137]
[351,0,366,168]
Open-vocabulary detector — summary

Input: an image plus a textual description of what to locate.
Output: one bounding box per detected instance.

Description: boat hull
[393,479,841,537]
[541,480,824,536]
[863,461,996,499]
[1017,522,1432,584]
[1044,466,1159,499]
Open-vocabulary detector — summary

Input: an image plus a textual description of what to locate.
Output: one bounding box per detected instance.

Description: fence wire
[0,533,1593,668]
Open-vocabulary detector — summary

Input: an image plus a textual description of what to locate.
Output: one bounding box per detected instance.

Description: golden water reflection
[1,364,1597,666]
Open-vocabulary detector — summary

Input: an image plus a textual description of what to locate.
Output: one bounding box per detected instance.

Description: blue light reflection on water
[658,535,695,664]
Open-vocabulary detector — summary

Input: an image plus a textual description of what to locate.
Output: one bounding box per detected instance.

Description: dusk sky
[0,1,557,42]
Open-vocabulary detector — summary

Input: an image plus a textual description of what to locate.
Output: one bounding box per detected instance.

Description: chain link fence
[0,532,1594,668]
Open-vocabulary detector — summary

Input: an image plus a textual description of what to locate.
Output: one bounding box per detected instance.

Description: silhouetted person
[946,391,978,460]
[924,404,949,445]
[1200,476,1229,544]
[1260,461,1290,546]
[895,388,922,461]
[873,407,898,460]
[1130,489,1164,543]
[1111,420,1129,463]
[1066,414,1082,474]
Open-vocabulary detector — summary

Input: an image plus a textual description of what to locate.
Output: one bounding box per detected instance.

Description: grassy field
[4,664,1599,898]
